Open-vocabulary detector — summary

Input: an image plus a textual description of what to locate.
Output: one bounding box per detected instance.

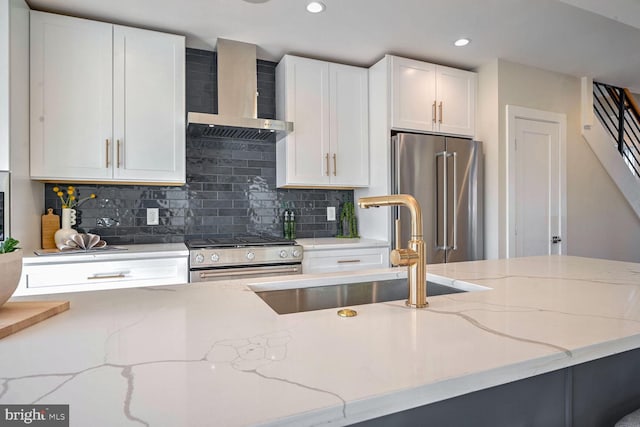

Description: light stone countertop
[22,243,188,265]
[2,255,640,426]
[296,237,389,250]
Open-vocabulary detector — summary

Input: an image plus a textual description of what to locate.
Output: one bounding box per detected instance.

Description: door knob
[551,236,562,244]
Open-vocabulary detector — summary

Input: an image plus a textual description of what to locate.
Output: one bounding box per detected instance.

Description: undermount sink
[254,278,466,315]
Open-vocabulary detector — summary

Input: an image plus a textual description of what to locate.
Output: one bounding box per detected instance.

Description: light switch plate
[327,206,336,221]
[147,208,159,226]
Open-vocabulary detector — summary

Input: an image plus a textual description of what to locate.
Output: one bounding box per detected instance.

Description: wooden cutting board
[42,208,60,249]
[0,301,70,339]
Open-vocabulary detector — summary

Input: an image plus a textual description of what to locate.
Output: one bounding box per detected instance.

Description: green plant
[337,202,359,238]
[0,237,20,254]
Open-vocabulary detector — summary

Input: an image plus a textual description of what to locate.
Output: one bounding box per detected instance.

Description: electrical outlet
[146,208,159,226]
[327,206,336,221]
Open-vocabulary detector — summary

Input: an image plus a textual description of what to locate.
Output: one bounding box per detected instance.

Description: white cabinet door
[329,63,369,187]
[436,65,476,137]
[113,26,185,183]
[30,11,113,180]
[277,55,369,188]
[390,56,437,132]
[277,55,331,186]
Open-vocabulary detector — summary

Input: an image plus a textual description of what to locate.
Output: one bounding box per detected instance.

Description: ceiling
[26,0,640,92]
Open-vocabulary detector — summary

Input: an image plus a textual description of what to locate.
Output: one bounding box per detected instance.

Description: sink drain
[337,308,357,317]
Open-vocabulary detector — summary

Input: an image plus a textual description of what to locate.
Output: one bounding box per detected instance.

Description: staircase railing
[593,82,640,177]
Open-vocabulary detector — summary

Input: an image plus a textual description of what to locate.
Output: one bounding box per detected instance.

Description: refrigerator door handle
[449,152,458,251]
[435,151,448,251]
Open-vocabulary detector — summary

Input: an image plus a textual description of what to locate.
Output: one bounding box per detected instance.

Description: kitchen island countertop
[2,255,640,426]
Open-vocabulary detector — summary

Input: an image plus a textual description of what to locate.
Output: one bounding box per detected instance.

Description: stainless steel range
[187,236,303,283]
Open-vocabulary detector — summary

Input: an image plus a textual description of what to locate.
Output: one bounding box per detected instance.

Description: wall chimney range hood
[187,39,293,141]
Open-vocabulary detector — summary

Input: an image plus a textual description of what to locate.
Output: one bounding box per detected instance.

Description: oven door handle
[197,265,301,279]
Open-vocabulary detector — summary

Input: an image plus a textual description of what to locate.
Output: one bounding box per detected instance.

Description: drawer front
[303,248,389,274]
[24,257,188,290]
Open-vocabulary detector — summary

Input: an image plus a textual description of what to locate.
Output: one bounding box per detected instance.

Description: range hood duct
[187,39,293,141]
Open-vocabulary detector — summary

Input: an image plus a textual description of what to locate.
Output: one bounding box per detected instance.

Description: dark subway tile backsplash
[43,48,354,245]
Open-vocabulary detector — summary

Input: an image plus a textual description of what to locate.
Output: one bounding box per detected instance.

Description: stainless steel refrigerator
[391,133,483,264]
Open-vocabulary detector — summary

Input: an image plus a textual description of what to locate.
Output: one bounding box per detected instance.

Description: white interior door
[507,106,566,257]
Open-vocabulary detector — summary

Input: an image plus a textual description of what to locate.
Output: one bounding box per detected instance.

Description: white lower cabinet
[15,253,188,295]
[302,246,389,274]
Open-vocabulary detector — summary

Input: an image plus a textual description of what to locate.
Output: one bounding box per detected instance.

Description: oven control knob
[246,252,255,260]
[210,253,220,262]
[194,253,205,264]
[292,249,301,258]
[279,250,288,258]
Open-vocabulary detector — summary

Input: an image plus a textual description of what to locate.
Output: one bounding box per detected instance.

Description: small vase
[54,208,78,249]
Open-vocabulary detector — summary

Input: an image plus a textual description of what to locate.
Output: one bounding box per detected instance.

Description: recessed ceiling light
[454,38,471,47]
[306,1,326,13]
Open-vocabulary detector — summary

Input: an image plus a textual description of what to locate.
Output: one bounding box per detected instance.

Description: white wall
[475,60,500,259]
[0,0,10,171]
[9,0,44,250]
[477,58,640,262]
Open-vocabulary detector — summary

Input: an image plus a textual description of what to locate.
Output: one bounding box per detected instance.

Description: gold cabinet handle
[87,273,126,280]
[105,139,110,168]
[332,153,337,176]
[337,259,361,264]
[432,101,436,124]
[117,139,121,168]
[439,101,443,124]
[325,153,330,176]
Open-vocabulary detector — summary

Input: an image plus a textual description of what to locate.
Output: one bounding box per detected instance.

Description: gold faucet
[358,194,427,308]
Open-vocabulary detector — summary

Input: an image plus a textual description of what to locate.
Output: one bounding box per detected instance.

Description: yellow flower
[52,184,97,209]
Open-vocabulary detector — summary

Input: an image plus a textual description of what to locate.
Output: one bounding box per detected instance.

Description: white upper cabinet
[390,56,476,137]
[329,63,369,187]
[277,56,330,186]
[30,12,113,180]
[112,25,185,182]
[30,12,185,184]
[391,57,437,133]
[436,65,476,136]
[276,55,369,188]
